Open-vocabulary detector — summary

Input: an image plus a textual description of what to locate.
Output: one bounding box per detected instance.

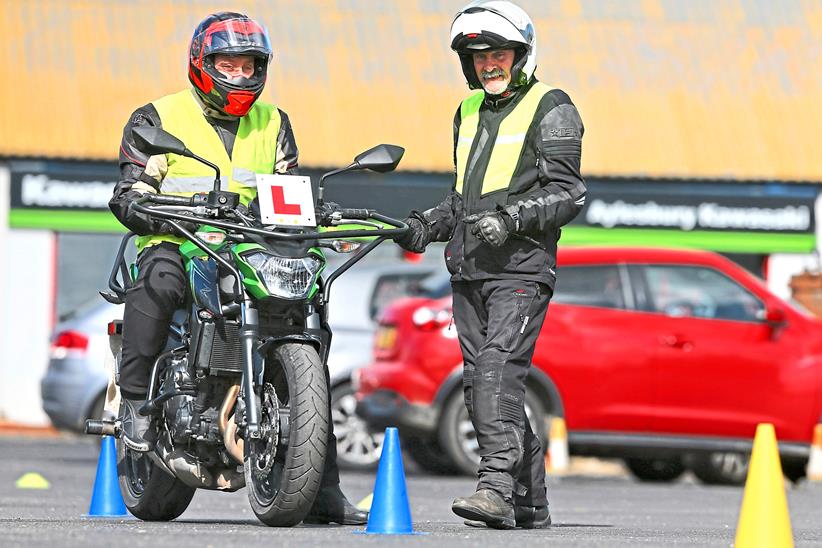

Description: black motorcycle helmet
[188,12,272,116]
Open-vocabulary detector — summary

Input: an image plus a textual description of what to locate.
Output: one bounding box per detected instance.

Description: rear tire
[690,452,808,485]
[245,343,328,527]
[782,458,807,484]
[116,432,195,520]
[624,457,685,482]
[689,452,749,485]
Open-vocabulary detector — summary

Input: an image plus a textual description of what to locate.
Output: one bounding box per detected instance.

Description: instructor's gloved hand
[463,209,516,247]
[394,210,430,253]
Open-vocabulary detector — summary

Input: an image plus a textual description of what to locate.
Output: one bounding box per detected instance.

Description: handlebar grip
[149,194,192,206]
[340,208,371,220]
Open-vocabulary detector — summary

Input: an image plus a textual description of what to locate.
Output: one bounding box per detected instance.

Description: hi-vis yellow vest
[135,89,282,250]
[455,81,551,197]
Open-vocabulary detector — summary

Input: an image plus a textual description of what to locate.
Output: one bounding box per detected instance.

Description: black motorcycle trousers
[451,278,551,506]
[119,242,341,487]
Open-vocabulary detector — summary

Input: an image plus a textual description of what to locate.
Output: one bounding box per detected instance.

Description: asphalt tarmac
[1,436,821,547]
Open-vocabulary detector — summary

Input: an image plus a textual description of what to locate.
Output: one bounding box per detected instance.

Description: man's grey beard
[480,68,509,95]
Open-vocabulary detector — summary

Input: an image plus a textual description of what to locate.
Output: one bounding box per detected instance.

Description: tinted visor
[193,17,272,62]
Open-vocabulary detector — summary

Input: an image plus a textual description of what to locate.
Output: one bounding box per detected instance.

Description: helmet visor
[192,17,272,63]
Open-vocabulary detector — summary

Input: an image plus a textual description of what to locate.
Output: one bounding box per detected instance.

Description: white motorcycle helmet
[450,0,537,91]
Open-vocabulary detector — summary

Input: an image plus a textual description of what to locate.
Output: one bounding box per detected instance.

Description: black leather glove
[463,208,516,247]
[394,210,430,253]
[315,201,341,225]
[159,218,198,237]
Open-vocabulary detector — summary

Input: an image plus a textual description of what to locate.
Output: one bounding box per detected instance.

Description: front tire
[245,343,329,527]
[438,388,547,476]
[116,433,195,520]
[405,436,460,475]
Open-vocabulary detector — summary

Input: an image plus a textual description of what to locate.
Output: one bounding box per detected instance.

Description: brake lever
[328,218,383,229]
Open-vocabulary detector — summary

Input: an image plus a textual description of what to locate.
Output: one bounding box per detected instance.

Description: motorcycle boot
[303,484,368,525]
[464,504,552,529]
[120,396,153,452]
[451,488,515,529]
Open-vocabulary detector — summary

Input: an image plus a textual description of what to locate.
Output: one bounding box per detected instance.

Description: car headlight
[243,252,323,299]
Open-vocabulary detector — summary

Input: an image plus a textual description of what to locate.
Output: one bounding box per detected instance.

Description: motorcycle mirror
[132,127,223,191]
[316,144,405,203]
[353,144,405,173]
[132,127,190,157]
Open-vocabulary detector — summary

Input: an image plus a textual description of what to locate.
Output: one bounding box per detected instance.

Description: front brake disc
[251,383,279,481]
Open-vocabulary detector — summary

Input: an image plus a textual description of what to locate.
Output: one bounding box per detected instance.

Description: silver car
[41,256,445,469]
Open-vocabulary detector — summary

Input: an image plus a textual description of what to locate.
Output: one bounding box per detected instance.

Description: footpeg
[85,419,119,437]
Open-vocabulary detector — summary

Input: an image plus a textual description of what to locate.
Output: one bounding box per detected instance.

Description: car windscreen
[369,272,436,320]
[415,271,452,300]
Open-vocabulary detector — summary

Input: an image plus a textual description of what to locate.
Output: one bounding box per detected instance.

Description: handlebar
[336,208,371,220]
[130,194,408,241]
[147,194,195,207]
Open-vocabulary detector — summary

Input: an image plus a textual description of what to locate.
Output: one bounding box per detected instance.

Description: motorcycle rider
[395,0,586,529]
[109,11,367,525]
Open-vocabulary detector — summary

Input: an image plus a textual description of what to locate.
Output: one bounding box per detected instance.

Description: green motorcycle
[86,127,407,526]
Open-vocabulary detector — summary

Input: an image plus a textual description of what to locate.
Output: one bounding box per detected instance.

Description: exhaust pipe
[155,438,245,492]
[218,383,245,465]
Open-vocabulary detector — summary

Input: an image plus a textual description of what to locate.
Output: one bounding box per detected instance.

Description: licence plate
[374,326,397,350]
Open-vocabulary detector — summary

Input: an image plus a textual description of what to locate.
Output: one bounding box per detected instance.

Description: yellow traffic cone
[734,423,794,548]
[546,417,569,474]
[805,424,822,482]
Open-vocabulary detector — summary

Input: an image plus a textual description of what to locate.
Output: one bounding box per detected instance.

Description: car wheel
[438,388,546,477]
[404,436,460,475]
[690,452,750,485]
[331,383,384,471]
[624,457,685,482]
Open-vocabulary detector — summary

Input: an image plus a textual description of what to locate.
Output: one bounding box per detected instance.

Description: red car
[356,247,822,484]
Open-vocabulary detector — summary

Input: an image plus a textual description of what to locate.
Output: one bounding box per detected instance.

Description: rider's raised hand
[315,201,341,225]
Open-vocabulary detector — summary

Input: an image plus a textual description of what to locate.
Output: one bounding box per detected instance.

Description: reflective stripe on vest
[135,89,281,250]
[455,82,551,196]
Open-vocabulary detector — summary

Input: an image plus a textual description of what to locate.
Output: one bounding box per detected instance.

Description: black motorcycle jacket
[424,78,586,289]
[110,91,300,236]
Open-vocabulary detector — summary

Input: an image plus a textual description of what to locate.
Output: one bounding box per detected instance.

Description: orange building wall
[1,0,821,180]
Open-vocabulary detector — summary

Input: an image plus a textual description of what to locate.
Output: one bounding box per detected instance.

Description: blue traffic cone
[364,427,415,534]
[87,436,128,517]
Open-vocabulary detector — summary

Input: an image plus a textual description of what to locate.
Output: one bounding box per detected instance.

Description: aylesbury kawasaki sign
[582,196,814,234]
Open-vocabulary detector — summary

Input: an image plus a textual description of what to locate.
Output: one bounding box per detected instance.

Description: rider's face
[472,49,515,95]
[213,54,255,79]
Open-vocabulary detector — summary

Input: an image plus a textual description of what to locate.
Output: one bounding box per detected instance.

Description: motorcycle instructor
[395,1,586,529]
[108,11,367,525]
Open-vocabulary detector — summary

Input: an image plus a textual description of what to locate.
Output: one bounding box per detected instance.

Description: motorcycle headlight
[243,252,323,299]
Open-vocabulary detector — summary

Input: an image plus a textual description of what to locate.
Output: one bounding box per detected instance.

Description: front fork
[239,299,262,438]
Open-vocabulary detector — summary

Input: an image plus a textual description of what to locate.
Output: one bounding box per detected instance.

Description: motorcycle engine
[162,356,197,444]
[162,356,227,447]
